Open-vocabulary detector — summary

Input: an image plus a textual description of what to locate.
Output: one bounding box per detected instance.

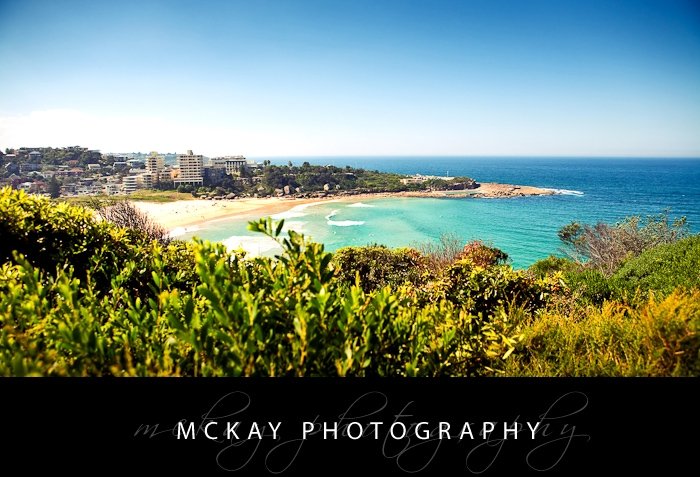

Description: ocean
[178,157,700,268]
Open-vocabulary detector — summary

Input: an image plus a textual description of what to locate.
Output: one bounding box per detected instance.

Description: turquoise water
[179,157,700,268]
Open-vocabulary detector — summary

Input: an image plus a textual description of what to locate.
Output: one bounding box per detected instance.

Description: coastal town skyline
[1,0,700,157]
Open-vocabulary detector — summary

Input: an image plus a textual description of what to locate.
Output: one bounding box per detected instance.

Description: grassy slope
[61,190,195,204]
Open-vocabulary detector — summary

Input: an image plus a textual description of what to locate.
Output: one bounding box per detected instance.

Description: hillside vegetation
[1,187,698,376]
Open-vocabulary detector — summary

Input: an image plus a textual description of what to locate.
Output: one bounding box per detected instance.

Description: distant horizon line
[247,154,700,159]
[3,147,699,160]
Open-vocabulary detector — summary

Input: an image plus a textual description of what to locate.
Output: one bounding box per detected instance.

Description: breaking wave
[327,220,365,227]
[272,200,336,220]
[550,189,584,196]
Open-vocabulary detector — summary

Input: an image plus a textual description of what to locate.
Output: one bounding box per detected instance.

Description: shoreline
[132,182,557,233]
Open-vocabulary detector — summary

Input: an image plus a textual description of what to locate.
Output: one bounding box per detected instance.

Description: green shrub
[0,187,119,277]
[333,245,428,293]
[0,187,197,297]
[2,187,697,377]
[563,268,612,306]
[529,255,574,278]
[0,204,521,376]
[610,236,700,300]
[433,259,562,316]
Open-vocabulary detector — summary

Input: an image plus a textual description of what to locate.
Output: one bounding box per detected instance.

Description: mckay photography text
[134,391,591,473]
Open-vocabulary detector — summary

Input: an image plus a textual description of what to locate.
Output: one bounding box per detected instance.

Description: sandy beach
[132,196,328,231]
[133,182,556,233]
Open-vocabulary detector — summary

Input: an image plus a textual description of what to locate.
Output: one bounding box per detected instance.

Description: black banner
[2,378,696,474]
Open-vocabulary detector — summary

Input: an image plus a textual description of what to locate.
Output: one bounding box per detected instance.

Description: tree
[558,213,689,276]
[239,165,252,179]
[89,198,169,243]
[48,176,61,199]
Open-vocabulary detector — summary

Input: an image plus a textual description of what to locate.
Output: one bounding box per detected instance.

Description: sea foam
[347,202,375,208]
[550,189,585,196]
[328,220,365,227]
[272,200,340,220]
[271,210,307,219]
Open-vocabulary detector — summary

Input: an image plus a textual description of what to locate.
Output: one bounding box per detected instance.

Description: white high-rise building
[145,151,165,174]
[122,175,138,194]
[174,149,203,186]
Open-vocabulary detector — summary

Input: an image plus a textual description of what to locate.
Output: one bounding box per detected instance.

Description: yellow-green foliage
[433,259,563,315]
[503,291,700,376]
[0,187,198,296]
[0,191,521,376]
[333,245,428,292]
[1,187,698,377]
[0,239,517,376]
[1,187,116,273]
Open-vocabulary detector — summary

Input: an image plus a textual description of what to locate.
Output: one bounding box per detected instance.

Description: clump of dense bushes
[0,188,198,298]
[334,239,558,316]
[458,240,509,267]
[531,223,700,305]
[1,187,698,377]
[0,189,519,376]
[433,259,562,315]
[610,236,700,299]
[332,245,427,293]
[529,255,573,278]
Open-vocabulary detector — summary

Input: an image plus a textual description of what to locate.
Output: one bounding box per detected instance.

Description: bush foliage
[0,189,520,376]
[458,240,509,268]
[433,259,562,315]
[1,187,698,377]
[610,236,700,299]
[333,245,427,293]
[503,291,700,376]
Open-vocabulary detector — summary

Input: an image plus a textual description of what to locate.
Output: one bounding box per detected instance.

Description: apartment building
[174,149,203,186]
[145,151,165,174]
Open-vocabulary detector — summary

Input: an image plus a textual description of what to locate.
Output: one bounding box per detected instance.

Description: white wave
[328,220,365,227]
[293,200,339,211]
[325,209,339,220]
[549,189,584,196]
[271,199,340,220]
[221,235,282,257]
[347,202,375,208]
[271,210,306,219]
[167,225,200,238]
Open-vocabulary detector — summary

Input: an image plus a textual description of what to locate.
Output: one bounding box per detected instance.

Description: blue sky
[1,0,699,156]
